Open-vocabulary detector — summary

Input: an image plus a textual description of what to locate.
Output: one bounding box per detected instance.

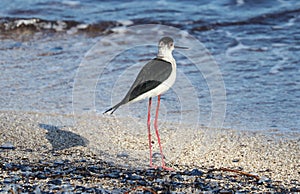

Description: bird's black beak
[174,45,189,49]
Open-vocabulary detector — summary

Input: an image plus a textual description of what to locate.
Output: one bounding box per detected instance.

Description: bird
[104,37,188,170]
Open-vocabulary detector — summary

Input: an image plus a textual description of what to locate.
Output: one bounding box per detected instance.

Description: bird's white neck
[157,47,175,65]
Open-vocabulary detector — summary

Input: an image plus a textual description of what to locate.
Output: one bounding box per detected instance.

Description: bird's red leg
[147,97,154,167]
[154,95,173,171]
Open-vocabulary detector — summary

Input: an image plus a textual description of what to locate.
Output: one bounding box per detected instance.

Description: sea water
[0,0,299,132]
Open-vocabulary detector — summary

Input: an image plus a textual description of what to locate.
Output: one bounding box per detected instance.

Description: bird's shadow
[39,123,88,151]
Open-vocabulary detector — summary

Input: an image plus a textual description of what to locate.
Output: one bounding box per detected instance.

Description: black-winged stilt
[104,37,187,170]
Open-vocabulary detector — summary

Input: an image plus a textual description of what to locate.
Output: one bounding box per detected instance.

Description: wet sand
[0,111,299,192]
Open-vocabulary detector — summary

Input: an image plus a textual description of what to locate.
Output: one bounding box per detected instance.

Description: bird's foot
[149,164,174,171]
[161,165,174,171]
[149,164,158,169]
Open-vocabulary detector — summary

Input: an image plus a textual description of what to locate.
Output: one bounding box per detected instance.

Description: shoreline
[0,110,299,192]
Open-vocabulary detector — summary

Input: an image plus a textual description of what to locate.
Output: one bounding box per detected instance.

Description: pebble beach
[0,111,299,193]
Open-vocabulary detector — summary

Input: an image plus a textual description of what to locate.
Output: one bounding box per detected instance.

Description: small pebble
[190,168,204,176]
[232,159,240,162]
[258,176,271,183]
[54,160,64,165]
[107,172,120,178]
[0,142,15,150]
[3,178,12,184]
[117,153,129,158]
[48,179,62,185]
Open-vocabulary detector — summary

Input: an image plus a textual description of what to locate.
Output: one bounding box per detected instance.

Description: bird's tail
[103,102,123,115]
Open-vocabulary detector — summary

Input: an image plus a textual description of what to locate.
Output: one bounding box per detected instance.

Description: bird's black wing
[125,58,172,102]
[104,58,172,114]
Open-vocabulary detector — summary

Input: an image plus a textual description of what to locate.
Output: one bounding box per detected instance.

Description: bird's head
[158,37,175,52]
[157,37,188,60]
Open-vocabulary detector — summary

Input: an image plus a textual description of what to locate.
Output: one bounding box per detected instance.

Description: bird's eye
[170,43,173,47]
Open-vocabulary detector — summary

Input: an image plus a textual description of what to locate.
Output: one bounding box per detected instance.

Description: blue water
[0,0,299,132]
[1,0,298,24]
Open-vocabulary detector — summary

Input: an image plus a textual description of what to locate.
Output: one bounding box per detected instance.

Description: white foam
[67,27,78,35]
[269,64,282,74]
[15,19,38,27]
[76,23,89,29]
[41,22,52,29]
[226,42,249,57]
[179,30,189,38]
[53,21,67,31]
[272,43,288,47]
[62,0,80,6]
[236,0,245,6]
[272,15,298,29]
[111,26,128,34]
[117,20,133,26]
[67,23,89,34]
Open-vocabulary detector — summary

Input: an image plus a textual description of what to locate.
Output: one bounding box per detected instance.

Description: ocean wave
[1,6,299,36]
[0,17,118,35]
[191,8,300,31]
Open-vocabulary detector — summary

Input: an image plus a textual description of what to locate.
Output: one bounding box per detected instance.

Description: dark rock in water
[0,142,15,150]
